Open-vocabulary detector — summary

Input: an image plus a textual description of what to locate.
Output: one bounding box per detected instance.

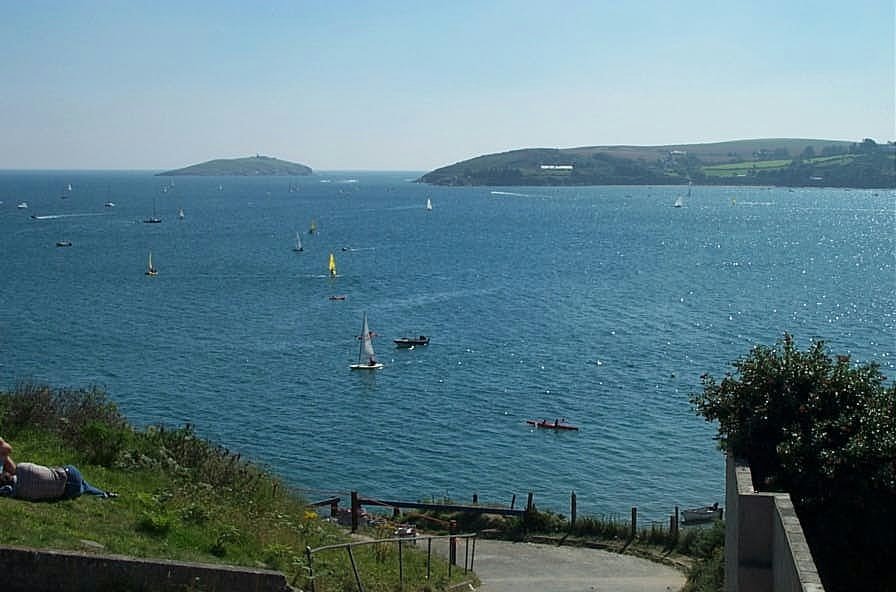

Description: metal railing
[305,532,477,592]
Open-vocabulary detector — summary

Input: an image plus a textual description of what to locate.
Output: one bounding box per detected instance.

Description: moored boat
[526,419,579,431]
[394,335,429,347]
[681,504,722,523]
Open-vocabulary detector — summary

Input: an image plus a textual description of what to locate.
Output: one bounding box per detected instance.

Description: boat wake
[490,191,532,197]
[31,213,107,220]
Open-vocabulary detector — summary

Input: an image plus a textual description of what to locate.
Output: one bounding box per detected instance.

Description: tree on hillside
[691,334,895,591]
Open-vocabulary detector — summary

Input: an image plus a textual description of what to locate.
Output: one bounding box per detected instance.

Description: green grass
[0,383,472,591]
[702,159,793,176]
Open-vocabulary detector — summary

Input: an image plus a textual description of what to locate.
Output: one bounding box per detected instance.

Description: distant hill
[419,138,895,188]
[158,155,312,176]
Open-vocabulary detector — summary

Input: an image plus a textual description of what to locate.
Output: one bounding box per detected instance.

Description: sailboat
[145,251,158,276]
[328,252,337,277]
[293,232,304,252]
[673,181,691,208]
[178,207,185,220]
[144,198,162,223]
[426,197,433,211]
[309,219,318,234]
[350,312,383,370]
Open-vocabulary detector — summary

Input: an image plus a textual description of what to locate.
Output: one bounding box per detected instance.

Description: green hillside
[158,155,312,176]
[419,138,895,188]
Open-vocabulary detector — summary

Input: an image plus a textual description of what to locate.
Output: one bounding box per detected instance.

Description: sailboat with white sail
[426,197,433,211]
[674,182,691,208]
[293,232,303,252]
[145,251,158,276]
[144,198,162,223]
[350,312,383,370]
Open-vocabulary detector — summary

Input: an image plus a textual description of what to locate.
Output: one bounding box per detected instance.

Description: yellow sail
[328,252,336,277]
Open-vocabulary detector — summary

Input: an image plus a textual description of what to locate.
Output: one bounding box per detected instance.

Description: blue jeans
[62,465,107,499]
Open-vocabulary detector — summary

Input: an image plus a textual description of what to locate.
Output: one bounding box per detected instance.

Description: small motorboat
[56,240,73,247]
[681,504,722,523]
[394,335,429,348]
[328,295,346,301]
[526,419,579,431]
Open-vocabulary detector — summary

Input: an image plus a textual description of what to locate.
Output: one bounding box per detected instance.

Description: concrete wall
[0,545,295,592]
[724,454,825,592]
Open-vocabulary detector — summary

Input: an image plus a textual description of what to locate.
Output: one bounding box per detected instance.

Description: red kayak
[526,419,579,431]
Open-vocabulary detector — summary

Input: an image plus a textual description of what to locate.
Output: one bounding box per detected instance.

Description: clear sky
[1,0,893,171]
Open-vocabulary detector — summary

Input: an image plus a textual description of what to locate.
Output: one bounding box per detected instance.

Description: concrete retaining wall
[0,545,295,592]
[724,454,824,592]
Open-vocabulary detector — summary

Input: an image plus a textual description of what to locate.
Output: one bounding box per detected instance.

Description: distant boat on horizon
[673,181,691,208]
[328,252,337,277]
[293,232,303,252]
[426,197,433,211]
[178,207,185,220]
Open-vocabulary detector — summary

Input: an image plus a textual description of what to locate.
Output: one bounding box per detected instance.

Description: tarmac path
[439,538,685,592]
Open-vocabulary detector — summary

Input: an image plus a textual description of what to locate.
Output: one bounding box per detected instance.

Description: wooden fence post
[449,520,457,566]
[510,494,516,510]
[523,492,534,534]
[351,491,359,533]
[630,507,637,539]
[570,491,577,530]
[673,505,679,538]
[330,500,338,518]
[472,493,478,504]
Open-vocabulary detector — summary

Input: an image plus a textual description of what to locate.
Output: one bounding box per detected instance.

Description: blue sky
[1,0,893,170]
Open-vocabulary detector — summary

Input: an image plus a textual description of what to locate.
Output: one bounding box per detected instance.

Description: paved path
[439,539,685,592]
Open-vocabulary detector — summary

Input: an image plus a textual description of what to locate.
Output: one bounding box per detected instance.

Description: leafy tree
[772,147,790,160]
[691,334,896,591]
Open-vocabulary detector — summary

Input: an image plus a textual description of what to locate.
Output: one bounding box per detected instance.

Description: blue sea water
[1,171,893,522]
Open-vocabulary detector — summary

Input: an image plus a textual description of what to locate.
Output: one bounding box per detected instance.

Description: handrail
[305,532,477,592]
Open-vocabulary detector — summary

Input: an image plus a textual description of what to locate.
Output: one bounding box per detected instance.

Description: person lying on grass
[0,441,117,501]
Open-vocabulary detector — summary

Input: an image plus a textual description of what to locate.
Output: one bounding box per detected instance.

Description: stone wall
[724,454,824,592]
[0,545,295,592]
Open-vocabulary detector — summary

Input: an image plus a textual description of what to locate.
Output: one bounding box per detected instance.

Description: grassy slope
[421,138,895,187]
[0,386,469,592]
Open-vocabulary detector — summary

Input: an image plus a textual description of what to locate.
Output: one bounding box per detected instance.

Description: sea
[1,171,893,523]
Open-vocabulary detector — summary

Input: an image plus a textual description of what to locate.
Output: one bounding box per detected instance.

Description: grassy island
[158,155,312,176]
[419,138,895,188]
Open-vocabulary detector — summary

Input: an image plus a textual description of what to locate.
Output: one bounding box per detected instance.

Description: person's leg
[62,465,84,499]
[65,465,108,497]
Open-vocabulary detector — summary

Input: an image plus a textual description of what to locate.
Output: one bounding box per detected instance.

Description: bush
[691,335,896,591]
